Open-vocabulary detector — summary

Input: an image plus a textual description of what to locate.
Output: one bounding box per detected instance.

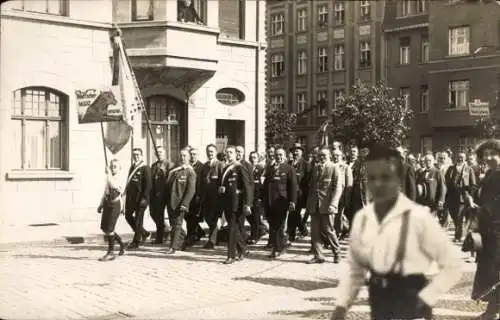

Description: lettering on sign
[76,86,124,124]
[469,100,490,117]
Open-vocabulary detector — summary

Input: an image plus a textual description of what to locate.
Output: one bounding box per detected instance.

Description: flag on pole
[103,31,143,154]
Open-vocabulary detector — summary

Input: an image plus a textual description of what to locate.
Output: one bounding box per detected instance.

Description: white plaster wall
[0,17,132,226]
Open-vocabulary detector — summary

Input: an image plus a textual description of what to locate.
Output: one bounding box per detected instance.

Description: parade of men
[6,1,500,318]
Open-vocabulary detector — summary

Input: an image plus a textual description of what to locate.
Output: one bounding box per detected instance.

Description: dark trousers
[204,207,221,245]
[287,205,306,241]
[311,213,340,259]
[448,200,465,241]
[268,200,289,253]
[125,205,147,244]
[246,203,263,241]
[150,202,166,242]
[185,212,203,244]
[168,209,186,250]
[226,210,246,259]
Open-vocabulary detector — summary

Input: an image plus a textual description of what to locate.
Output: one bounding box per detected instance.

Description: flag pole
[100,121,109,173]
[113,25,160,161]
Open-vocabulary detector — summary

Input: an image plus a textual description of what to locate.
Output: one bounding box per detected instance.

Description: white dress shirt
[335,193,463,308]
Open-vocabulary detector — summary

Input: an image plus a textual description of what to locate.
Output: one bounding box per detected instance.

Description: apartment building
[266,0,386,149]
[0,0,266,226]
[384,0,500,155]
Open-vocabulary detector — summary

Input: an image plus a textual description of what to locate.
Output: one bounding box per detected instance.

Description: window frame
[132,0,153,21]
[399,39,411,65]
[317,90,328,117]
[399,87,411,110]
[334,44,345,71]
[271,53,285,78]
[334,2,345,25]
[360,40,371,69]
[360,0,371,20]
[317,4,328,28]
[270,95,285,110]
[297,8,308,32]
[420,136,433,154]
[297,50,307,75]
[297,92,307,113]
[448,80,470,109]
[420,36,429,63]
[448,26,470,56]
[318,47,328,73]
[21,0,69,16]
[333,89,345,110]
[11,86,68,171]
[419,85,429,113]
[271,13,285,36]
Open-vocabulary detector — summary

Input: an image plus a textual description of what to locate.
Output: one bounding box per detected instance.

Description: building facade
[266,0,386,149]
[384,0,500,155]
[0,0,266,226]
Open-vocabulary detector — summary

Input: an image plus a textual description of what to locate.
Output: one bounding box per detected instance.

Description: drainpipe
[254,0,260,152]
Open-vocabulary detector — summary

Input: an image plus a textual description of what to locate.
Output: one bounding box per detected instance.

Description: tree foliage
[330,80,413,148]
[265,104,297,148]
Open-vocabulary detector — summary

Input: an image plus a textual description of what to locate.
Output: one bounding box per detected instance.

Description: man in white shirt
[331,144,462,320]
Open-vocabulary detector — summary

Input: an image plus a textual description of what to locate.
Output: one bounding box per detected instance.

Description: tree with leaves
[329,80,413,148]
[265,104,297,148]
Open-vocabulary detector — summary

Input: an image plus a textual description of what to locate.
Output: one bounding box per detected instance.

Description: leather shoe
[127,242,139,249]
[166,248,176,254]
[333,254,340,264]
[307,257,325,264]
[268,250,281,259]
[237,249,250,260]
[223,258,235,264]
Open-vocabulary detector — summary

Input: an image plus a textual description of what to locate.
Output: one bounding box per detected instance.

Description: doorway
[215,119,245,152]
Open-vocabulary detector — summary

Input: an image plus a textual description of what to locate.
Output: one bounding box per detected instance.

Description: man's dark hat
[290,143,305,153]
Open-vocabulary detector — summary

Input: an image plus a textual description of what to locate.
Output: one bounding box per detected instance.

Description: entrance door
[142,95,184,164]
[215,119,245,151]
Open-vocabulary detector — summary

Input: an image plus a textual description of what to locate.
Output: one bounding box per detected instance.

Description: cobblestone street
[0,228,484,320]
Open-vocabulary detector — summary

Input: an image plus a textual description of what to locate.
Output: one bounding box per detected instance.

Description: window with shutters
[11,87,68,170]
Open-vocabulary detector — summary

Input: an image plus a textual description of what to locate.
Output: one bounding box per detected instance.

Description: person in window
[97,159,126,261]
[331,144,462,320]
[177,0,203,24]
[470,140,500,320]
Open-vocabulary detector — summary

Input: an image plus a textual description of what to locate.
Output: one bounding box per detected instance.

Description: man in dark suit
[186,147,205,246]
[200,144,225,249]
[396,147,417,202]
[125,148,152,249]
[236,145,254,241]
[445,151,477,242]
[165,148,196,254]
[264,145,277,249]
[247,151,266,244]
[149,146,174,244]
[287,143,310,242]
[218,145,253,264]
[416,154,446,213]
[264,147,298,258]
[346,145,370,225]
[306,147,344,264]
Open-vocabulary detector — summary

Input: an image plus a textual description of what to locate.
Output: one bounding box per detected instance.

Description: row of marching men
[96,141,362,265]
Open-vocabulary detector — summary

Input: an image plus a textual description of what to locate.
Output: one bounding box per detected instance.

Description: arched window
[11,87,68,170]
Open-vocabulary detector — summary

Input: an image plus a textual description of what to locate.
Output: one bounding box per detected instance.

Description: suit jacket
[445,164,476,203]
[290,158,311,207]
[219,162,253,213]
[416,167,446,209]
[351,159,370,206]
[240,159,255,193]
[263,162,298,207]
[252,163,265,203]
[125,162,152,208]
[166,165,196,211]
[306,161,344,214]
[401,163,417,201]
[199,159,225,212]
[337,162,353,211]
[150,159,174,206]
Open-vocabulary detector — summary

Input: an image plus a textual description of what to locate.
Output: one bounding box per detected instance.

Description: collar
[365,193,412,227]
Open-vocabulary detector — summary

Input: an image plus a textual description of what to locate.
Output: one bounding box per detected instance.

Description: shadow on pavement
[12,254,95,261]
[233,276,338,291]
